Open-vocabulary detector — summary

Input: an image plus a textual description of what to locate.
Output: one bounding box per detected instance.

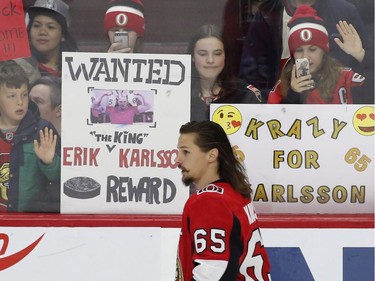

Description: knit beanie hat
[288,5,329,55]
[28,0,70,28]
[104,0,145,37]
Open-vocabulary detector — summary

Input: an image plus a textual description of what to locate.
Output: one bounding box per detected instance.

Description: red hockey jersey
[176,182,271,281]
[268,68,365,104]
[0,137,11,212]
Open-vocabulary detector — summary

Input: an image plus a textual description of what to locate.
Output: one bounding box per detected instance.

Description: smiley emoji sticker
[352,106,375,136]
[212,105,242,135]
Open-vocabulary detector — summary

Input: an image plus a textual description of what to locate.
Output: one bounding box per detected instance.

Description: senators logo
[0,163,10,202]
[197,184,224,195]
[0,233,45,271]
[175,256,184,281]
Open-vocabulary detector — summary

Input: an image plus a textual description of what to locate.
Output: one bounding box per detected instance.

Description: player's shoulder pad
[197,184,224,195]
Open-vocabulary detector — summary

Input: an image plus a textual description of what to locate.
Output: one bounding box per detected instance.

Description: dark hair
[30,76,62,108]
[27,9,78,68]
[187,24,238,98]
[0,60,29,89]
[179,121,252,198]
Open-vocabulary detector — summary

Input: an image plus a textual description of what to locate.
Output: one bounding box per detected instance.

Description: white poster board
[61,52,191,214]
[0,227,373,281]
[210,104,375,213]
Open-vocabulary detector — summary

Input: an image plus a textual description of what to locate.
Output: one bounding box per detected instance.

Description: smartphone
[113,31,129,48]
[295,58,310,78]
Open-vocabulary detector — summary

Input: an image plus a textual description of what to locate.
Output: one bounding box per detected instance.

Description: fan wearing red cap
[104,0,145,53]
[268,5,365,104]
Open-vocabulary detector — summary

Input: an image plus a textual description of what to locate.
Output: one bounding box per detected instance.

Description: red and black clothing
[176,181,271,281]
[268,67,365,104]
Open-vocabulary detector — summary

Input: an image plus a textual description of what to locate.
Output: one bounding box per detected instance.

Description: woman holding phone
[104,0,145,53]
[268,5,365,104]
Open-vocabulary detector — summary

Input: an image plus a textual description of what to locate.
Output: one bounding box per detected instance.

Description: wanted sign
[61,52,191,214]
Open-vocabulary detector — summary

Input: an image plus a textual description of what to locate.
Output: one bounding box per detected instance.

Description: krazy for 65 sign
[210,104,374,214]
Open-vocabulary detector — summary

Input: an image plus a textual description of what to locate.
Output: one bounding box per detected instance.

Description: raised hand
[34,127,57,165]
[334,20,365,63]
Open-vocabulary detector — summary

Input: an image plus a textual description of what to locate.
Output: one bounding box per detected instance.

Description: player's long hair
[179,121,252,198]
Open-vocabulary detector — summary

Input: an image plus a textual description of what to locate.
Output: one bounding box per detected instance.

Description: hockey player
[175,121,271,281]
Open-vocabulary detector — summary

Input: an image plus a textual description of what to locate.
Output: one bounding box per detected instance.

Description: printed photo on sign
[89,88,155,125]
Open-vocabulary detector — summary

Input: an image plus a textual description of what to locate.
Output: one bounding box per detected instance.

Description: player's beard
[179,166,194,186]
[182,175,194,186]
